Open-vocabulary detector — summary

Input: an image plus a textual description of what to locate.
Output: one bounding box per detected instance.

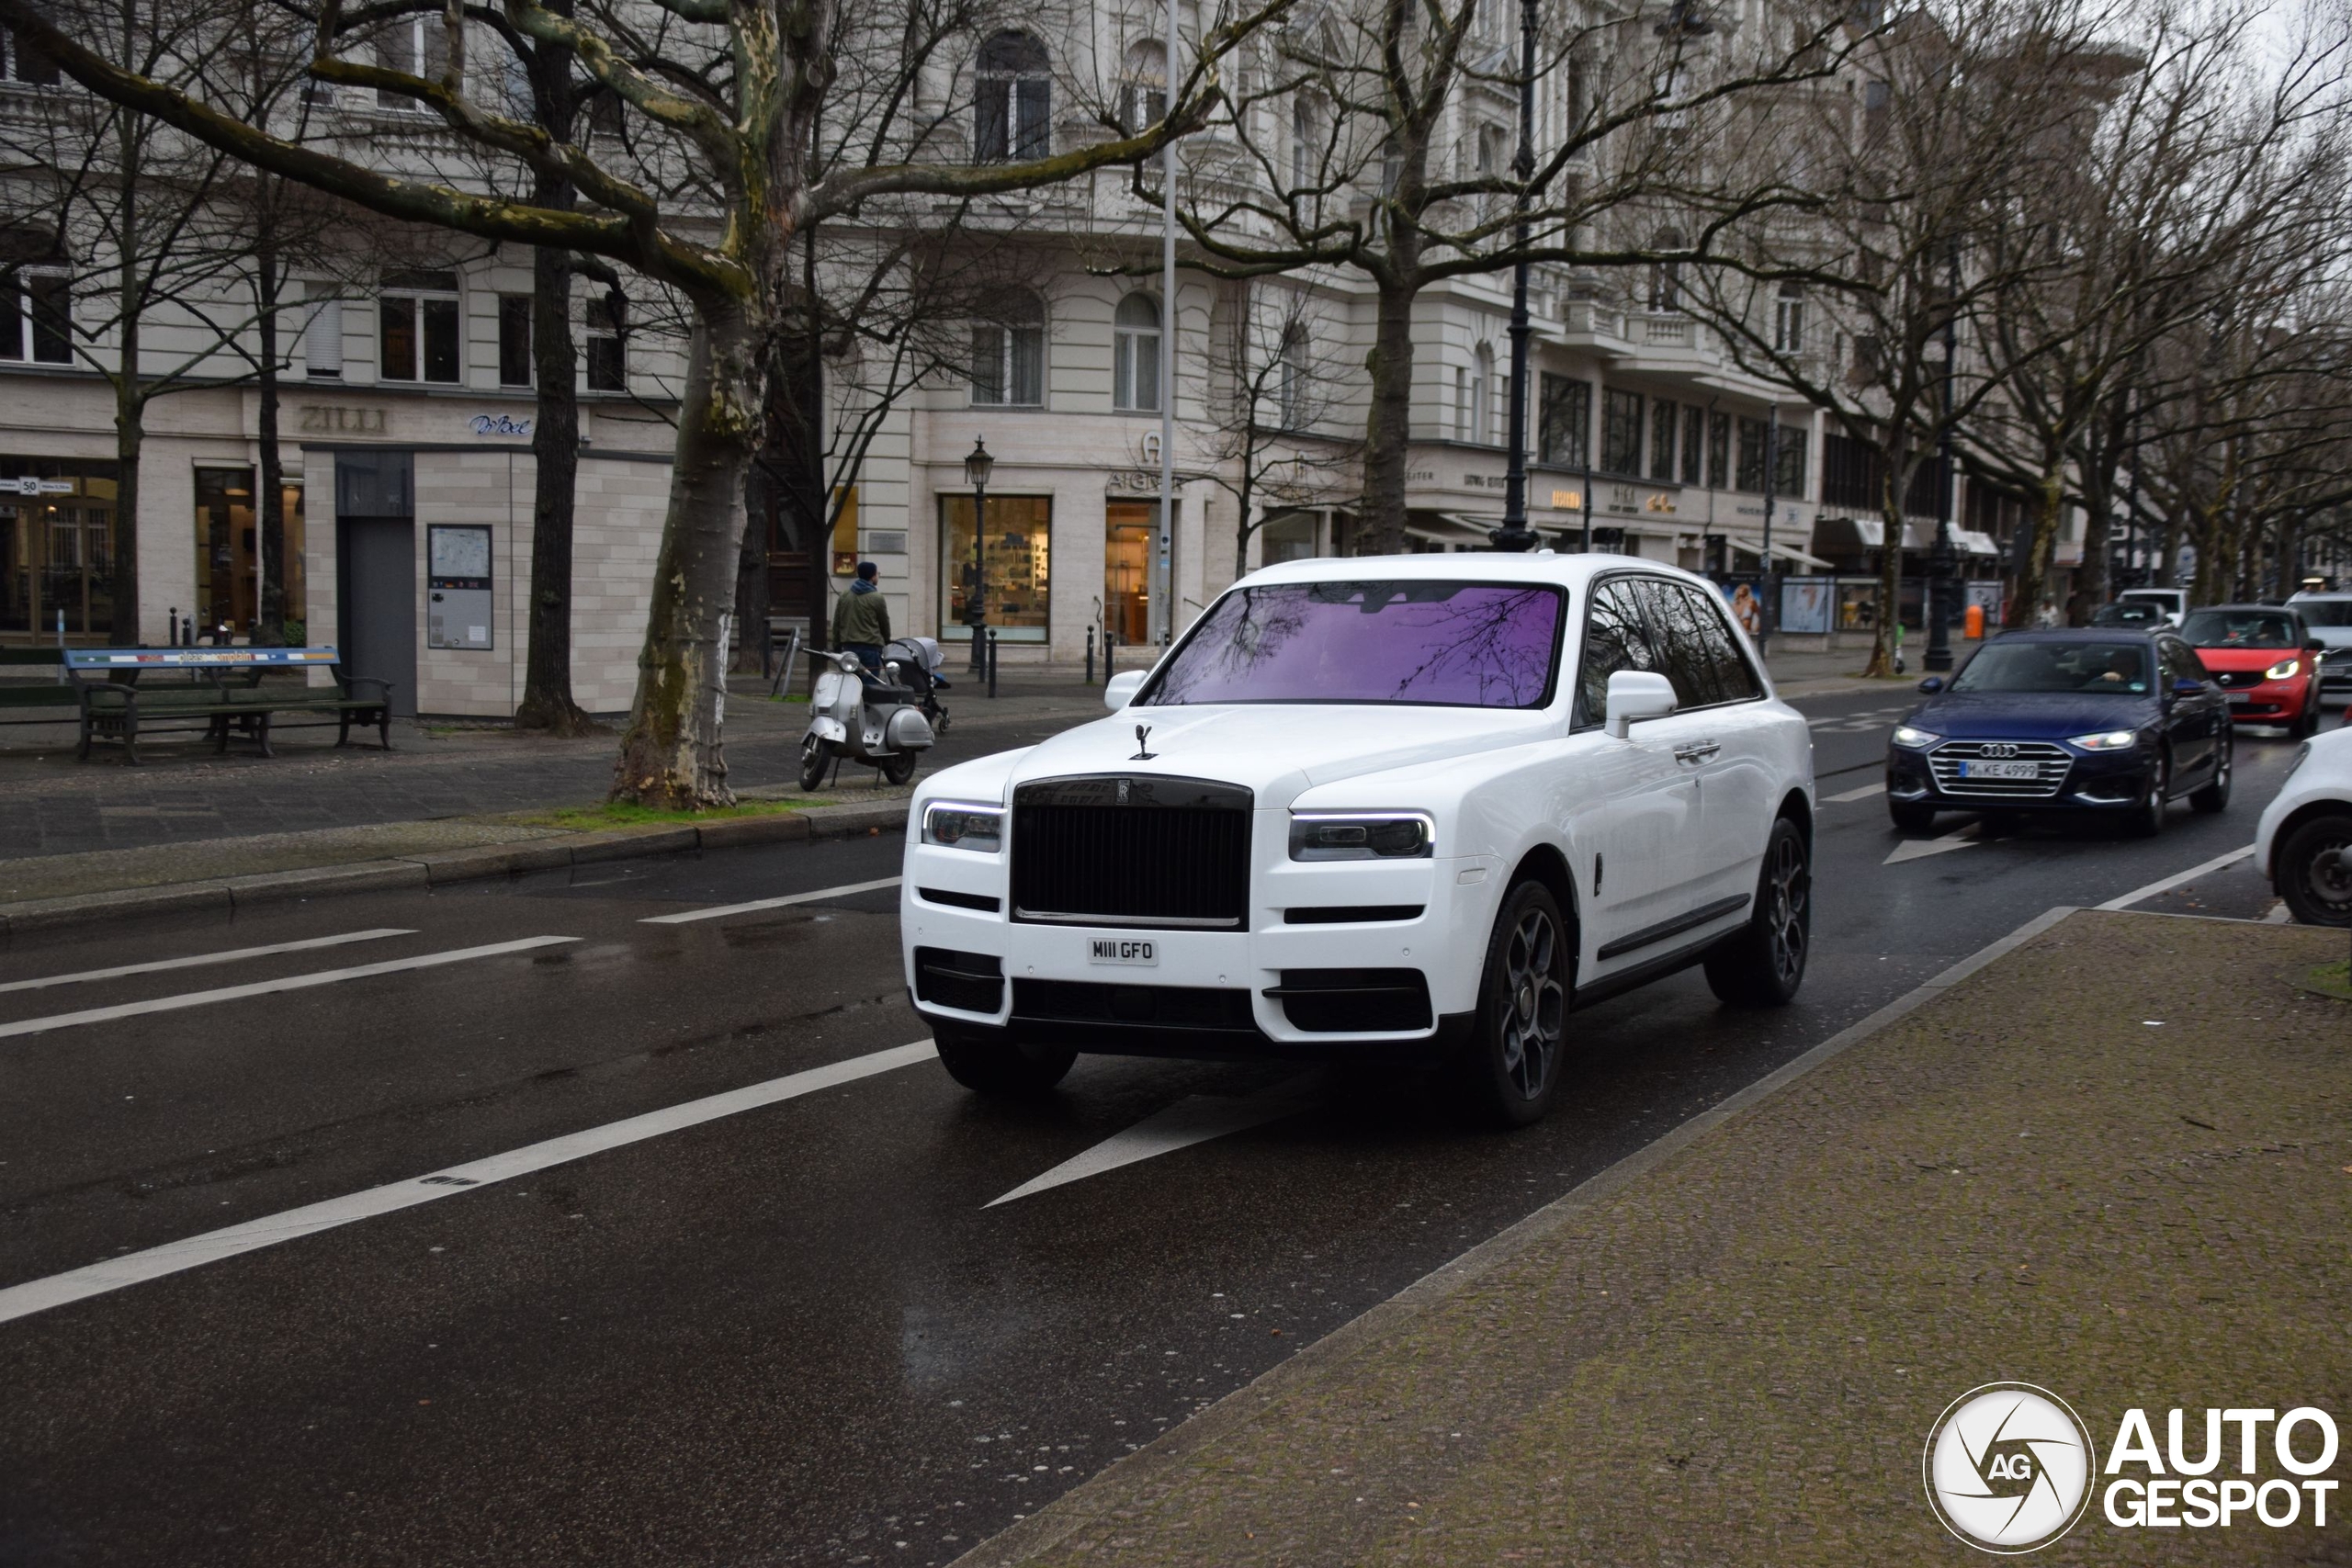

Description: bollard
[168,607,179,645]
[988,628,1000,698]
[1085,626,1095,686]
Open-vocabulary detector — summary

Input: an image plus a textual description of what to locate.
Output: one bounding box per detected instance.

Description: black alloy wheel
[2124,753,2170,839]
[2190,728,2233,814]
[1459,880,1571,1128]
[2278,813,2352,928]
[1704,817,1812,1007]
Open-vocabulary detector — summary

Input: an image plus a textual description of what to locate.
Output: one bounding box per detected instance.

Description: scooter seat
[861,681,920,705]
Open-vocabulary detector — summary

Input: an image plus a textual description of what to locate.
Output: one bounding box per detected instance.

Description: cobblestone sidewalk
[967,912,2352,1568]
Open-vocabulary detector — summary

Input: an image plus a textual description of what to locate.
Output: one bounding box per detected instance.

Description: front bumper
[2220,676,2316,722]
[900,826,1496,1056]
[1885,744,2156,811]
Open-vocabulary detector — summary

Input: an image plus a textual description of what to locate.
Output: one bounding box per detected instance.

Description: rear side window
[1574,578,1666,727]
[1678,584,1764,703]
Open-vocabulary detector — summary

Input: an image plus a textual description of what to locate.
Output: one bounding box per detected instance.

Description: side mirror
[1605,670,1678,739]
[2172,677,2205,697]
[1104,670,1147,709]
[1917,676,1945,694]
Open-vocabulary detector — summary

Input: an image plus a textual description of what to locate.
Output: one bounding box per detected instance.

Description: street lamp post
[1758,402,1777,655]
[1487,0,1544,554]
[1924,247,1962,671]
[965,437,994,674]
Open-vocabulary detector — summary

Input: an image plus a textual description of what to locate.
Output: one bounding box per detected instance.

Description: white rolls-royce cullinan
[899,552,1816,1126]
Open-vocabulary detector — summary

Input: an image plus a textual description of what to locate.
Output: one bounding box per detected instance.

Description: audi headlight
[922,801,1003,852]
[2068,729,2139,751]
[2265,658,2301,681]
[1892,725,1940,749]
[1288,811,1435,861]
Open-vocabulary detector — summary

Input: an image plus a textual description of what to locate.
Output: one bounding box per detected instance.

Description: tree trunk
[733,482,771,674]
[609,295,756,807]
[112,384,142,647]
[516,239,592,732]
[2070,462,2113,626]
[2007,462,2065,629]
[254,234,288,646]
[1357,278,1418,556]
[1862,455,1906,678]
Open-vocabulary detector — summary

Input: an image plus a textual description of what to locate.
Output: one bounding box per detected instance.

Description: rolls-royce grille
[1927,739,2072,799]
[1012,775,1253,929]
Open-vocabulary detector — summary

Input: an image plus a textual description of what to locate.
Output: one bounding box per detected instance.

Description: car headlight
[2068,729,2139,751]
[1288,811,1435,861]
[2266,658,2301,681]
[922,801,1003,852]
[1892,725,1939,749]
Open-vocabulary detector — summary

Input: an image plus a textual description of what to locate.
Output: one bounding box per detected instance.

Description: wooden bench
[57,647,393,764]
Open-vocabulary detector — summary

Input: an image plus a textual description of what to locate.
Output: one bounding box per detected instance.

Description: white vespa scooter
[798,645,937,790]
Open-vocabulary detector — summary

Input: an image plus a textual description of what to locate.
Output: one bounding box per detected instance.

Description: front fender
[809,716,848,744]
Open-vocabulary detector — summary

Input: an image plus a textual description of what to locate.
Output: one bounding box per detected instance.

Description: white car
[899,554,1816,1126]
[2256,725,2352,926]
[2117,587,2188,626]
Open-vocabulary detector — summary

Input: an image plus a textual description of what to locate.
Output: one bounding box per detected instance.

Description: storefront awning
[1756,536,1831,570]
[1955,528,2000,558]
[1408,513,1505,547]
[1813,516,1963,556]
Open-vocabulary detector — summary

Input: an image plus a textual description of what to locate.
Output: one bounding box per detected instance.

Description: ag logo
[1924,1383,2094,1553]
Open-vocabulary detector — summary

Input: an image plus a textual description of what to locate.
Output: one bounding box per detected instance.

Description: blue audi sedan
[1884,628,2233,837]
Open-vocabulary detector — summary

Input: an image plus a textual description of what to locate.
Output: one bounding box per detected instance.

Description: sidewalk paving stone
[967,911,2352,1568]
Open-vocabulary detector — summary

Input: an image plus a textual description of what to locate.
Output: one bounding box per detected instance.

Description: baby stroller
[881,637,953,737]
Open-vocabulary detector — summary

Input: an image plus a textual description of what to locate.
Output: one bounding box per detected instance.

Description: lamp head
[964,437,995,491]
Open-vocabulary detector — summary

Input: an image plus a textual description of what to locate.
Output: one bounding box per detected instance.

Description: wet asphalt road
[0,688,2334,1567]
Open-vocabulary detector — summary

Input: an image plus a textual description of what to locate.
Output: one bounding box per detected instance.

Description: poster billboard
[1778,576,1833,636]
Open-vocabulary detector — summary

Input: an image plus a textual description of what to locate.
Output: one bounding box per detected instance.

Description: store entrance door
[1104,503,1152,647]
[335,454,416,716]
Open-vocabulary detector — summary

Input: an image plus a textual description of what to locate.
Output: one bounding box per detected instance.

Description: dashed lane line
[0,1041,936,1326]
[639,876,904,926]
[0,930,414,997]
[0,937,579,1042]
[1825,782,1885,804]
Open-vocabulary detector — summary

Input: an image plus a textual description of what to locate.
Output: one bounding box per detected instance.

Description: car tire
[2189,730,2233,814]
[933,1024,1078,1095]
[1455,880,1571,1129]
[2277,812,2352,927]
[1704,818,1811,1008]
[2124,753,2169,839]
[2293,693,2320,739]
[1889,798,1938,833]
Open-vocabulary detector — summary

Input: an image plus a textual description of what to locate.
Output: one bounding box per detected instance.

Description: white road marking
[0,930,414,997]
[985,1077,1318,1207]
[0,937,579,1042]
[2262,900,2293,924]
[2095,844,2256,911]
[0,1041,936,1326]
[639,876,904,925]
[1883,823,1981,865]
[1826,782,1885,804]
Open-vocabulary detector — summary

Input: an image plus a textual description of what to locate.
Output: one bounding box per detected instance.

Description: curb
[951,903,2083,1568]
[0,798,910,942]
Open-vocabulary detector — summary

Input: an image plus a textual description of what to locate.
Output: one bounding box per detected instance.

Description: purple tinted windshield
[1142,581,1566,708]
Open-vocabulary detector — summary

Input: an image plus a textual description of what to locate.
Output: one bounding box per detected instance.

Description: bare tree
[0,0,1278,804]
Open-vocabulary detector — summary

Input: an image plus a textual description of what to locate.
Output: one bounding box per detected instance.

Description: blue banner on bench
[65,647,342,670]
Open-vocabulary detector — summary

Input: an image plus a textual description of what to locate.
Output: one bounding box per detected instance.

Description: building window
[940,492,1051,642]
[1601,387,1644,475]
[498,294,533,387]
[1291,97,1317,188]
[1454,367,1469,440]
[0,269,71,365]
[192,468,301,639]
[1275,323,1307,429]
[1472,346,1496,445]
[584,294,626,391]
[1708,410,1730,489]
[379,269,460,384]
[1113,292,1159,412]
[970,288,1044,406]
[976,32,1050,161]
[2,24,60,85]
[0,460,117,636]
[1774,283,1806,353]
[1647,231,1683,312]
[1775,425,1807,495]
[1680,404,1703,485]
[305,292,343,379]
[374,15,448,106]
[1650,397,1677,480]
[1736,416,1769,491]
[1539,374,1589,467]
[1120,41,1166,132]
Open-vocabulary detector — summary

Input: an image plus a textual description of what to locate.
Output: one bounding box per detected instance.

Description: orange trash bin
[1964,603,1984,639]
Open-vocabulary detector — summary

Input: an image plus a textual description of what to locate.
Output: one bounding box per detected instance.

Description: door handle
[1674,741,1720,762]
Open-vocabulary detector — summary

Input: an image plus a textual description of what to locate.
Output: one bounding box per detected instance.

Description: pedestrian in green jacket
[833,561,892,671]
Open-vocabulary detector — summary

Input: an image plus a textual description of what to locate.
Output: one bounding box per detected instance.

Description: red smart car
[2181,604,2327,738]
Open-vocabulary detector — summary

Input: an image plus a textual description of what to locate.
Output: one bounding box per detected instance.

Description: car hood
[1001,702,1557,806]
[2191,646,2299,671]
[1909,690,2158,739]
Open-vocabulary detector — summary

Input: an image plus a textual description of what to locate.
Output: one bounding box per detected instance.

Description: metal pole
[1924,253,1961,671]
[1487,0,1540,553]
[1580,381,1595,553]
[1758,403,1777,655]
[988,628,999,698]
[968,476,988,674]
[1085,624,1095,685]
[1158,0,1177,639]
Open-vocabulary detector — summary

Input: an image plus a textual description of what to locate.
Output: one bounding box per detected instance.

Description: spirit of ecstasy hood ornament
[1131,724,1158,761]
